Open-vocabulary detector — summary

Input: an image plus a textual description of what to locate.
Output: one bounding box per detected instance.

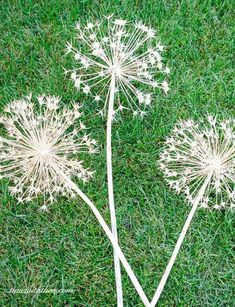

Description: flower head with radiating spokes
[0,95,96,209]
[159,115,235,209]
[65,14,170,117]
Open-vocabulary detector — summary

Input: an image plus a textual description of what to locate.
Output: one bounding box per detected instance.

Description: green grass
[0,0,234,306]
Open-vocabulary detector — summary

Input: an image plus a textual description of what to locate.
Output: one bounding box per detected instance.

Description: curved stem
[107,73,123,306]
[61,173,150,306]
[150,173,213,306]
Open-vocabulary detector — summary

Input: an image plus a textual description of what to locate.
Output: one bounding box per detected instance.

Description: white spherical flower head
[66,14,170,117]
[0,95,96,208]
[159,115,235,209]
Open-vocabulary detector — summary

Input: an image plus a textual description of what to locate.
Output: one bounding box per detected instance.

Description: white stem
[61,173,150,306]
[150,173,213,306]
[107,73,123,306]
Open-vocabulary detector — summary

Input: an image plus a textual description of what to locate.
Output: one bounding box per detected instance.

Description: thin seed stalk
[150,172,213,306]
[107,73,123,306]
[60,171,150,306]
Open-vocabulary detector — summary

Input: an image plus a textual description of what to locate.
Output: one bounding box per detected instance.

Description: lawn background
[0,0,234,306]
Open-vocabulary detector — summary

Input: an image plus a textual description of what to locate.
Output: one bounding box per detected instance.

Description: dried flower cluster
[160,115,235,209]
[65,15,170,117]
[0,95,96,209]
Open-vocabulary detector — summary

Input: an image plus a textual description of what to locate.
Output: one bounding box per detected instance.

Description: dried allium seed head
[66,15,169,117]
[0,95,97,208]
[160,115,235,209]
